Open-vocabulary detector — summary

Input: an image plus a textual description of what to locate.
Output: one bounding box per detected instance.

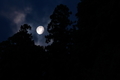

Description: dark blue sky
[0,0,80,46]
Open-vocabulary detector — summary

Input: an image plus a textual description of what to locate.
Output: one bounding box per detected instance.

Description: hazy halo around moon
[36,26,44,35]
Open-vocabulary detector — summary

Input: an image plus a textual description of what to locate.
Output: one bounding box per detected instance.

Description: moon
[36,26,44,35]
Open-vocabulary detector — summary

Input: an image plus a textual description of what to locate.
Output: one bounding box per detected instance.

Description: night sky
[0,0,80,46]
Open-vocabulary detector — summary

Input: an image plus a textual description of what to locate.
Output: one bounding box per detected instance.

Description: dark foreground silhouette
[1,1,120,80]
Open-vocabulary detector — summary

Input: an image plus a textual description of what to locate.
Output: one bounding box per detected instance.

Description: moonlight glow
[36,26,44,34]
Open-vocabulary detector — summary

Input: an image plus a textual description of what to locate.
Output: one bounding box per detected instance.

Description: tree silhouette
[75,0,120,79]
[1,1,120,79]
[8,24,34,46]
[45,4,72,79]
[0,24,47,79]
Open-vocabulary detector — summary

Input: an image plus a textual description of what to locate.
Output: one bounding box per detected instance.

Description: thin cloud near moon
[0,7,32,33]
[0,0,78,46]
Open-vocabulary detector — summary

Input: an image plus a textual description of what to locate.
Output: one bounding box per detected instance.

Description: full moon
[36,26,44,35]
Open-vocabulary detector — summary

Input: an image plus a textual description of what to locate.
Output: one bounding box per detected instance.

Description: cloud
[0,6,32,33]
[13,7,32,26]
[0,0,71,46]
[13,12,25,26]
[1,5,52,46]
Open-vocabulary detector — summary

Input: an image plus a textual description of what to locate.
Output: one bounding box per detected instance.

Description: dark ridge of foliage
[1,1,120,79]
